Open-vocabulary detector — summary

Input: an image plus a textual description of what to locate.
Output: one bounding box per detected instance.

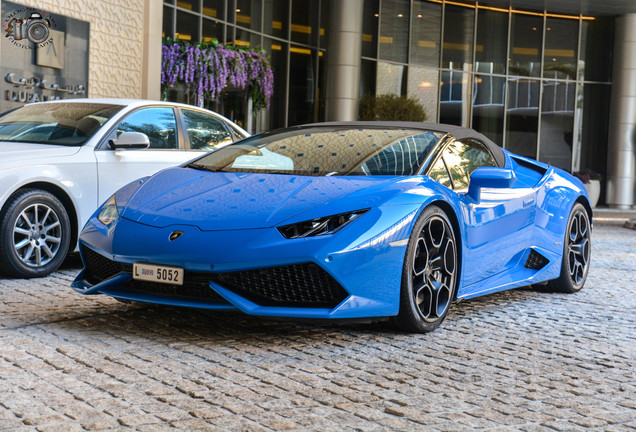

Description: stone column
[141,0,163,100]
[607,14,636,209]
[325,0,364,121]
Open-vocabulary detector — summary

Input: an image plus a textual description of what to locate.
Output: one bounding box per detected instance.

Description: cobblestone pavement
[0,225,634,431]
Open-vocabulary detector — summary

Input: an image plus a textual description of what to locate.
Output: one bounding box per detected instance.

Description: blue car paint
[72,147,591,320]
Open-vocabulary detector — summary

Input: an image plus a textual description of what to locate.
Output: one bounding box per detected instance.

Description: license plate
[133,263,184,286]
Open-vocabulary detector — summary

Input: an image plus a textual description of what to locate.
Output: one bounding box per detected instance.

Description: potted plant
[573,168,602,208]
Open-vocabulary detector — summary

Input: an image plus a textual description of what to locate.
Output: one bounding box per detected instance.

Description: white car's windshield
[0,102,124,146]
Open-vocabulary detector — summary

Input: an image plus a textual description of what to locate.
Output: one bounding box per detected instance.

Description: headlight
[97,195,119,226]
[278,209,369,239]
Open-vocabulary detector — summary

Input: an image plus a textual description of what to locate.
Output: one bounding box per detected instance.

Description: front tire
[546,203,591,293]
[0,189,71,278]
[393,205,459,333]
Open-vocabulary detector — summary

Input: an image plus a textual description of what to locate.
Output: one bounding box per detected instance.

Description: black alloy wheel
[393,205,458,333]
[547,203,591,293]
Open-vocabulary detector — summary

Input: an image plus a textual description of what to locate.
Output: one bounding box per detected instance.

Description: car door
[429,138,536,294]
[94,106,204,205]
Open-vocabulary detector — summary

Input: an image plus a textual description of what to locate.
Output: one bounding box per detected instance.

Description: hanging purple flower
[161,38,274,112]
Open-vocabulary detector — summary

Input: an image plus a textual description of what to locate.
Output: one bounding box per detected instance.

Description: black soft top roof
[302,121,506,168]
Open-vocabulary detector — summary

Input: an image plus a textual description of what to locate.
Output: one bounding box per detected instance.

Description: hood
[120,167,408,230]
[0,142,81,167]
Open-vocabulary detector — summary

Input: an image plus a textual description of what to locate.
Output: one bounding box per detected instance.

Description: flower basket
[573,169,602,208]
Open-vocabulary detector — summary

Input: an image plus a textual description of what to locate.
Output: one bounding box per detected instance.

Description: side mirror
[467,167,516,202]
[109,132,150,149]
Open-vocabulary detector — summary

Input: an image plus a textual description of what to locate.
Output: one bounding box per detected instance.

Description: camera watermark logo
[3,7,55,49]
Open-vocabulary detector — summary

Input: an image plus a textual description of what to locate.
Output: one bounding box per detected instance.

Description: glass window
[472,75,505,145]
[288,47,316,126]
[202,18,223,43]
[320,1,328,48]
[202,0,224,19]
[509,12,542,77]
[360,59,377,100]
[0,103,123,146]
[577,84,610,180]
[442,3,475,70]
[177,0,200,13]
[539,81,575,170]
[379,0,409,63]
[442,139,497,189]
[235,29,260,48]
[182,110,234,150]
[475,7,508,74]
[291,0,319,46]
[376,61,406,96]
[407,66,439,122]
[236,0,262,32]
[428,157,452,188]
[544,17,578,80]
[362,0,379,58]
[117,108,178,150]
[410,1,441,67]
[505,78,539,158]
[176,11,199,43]
[163,5,173,38]
[262,38,288,129]
[264,0,288,38]
[579,17,613,82]
[440,70,468,126]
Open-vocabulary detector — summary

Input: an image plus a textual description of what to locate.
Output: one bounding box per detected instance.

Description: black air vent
[213,263,348,308]
[525,249,550,270]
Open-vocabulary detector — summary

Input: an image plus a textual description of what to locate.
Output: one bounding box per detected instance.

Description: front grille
[120,276,226,303]
[212,263,348,308]
[82,246,129,285]
[525,249,550,270]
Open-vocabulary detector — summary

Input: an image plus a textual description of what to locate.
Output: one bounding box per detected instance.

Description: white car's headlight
[97,195,119,226]
[278,209,369,239]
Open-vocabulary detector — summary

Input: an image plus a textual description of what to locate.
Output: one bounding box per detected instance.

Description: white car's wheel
[0,189,71,278]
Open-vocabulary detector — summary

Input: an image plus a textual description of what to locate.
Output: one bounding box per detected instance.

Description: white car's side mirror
[109,132,150,149]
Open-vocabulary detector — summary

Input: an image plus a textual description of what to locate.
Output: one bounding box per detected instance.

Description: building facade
[2,0,635,208]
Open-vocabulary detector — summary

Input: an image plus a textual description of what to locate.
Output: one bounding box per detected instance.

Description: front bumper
[72,205,420,319]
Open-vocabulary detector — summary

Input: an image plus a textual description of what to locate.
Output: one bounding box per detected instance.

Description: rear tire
[0,189,71,278]
[546,203,591,293]
[392,205,458,333]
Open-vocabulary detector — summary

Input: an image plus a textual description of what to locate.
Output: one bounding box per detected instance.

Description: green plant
[359,94,427,122]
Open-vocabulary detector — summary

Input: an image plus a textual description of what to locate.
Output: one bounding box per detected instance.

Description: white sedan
[0,98,248,278]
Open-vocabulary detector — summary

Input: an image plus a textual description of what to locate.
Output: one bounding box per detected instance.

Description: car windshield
[187,127,445,176]
[0,102,125,146]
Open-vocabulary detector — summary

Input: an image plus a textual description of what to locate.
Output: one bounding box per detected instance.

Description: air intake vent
[525,249,549,270]
[213,263,348,308]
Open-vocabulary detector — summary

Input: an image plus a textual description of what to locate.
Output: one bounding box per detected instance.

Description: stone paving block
[0,226,634,430]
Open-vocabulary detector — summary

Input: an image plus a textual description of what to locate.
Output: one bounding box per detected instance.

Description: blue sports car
[72,122,592,333]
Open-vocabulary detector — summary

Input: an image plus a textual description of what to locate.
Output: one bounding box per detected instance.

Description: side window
[428,157,452,189]
[442,139,497,189]
[182,110,234,150]
[117,107,178,149]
